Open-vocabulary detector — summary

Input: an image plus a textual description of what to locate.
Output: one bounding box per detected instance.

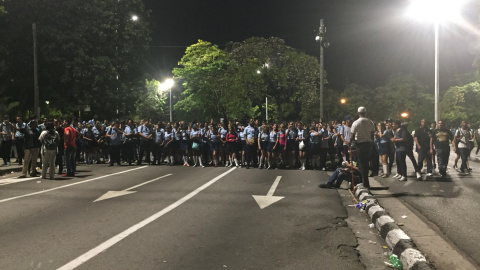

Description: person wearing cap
[350,106,375,188]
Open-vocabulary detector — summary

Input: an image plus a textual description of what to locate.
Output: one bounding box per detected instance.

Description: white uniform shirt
[351,117,375,143]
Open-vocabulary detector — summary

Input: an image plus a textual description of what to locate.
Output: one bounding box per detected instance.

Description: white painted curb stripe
[355,188,366,198]
[0,166,148,204]
[386,229,411,249]
[368,205,384,218]
[358,192,371,201]
[57,167,237,270]
[401,248,427,270]
[376,215,395,228]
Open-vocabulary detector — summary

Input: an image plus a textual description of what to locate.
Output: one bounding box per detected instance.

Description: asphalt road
[0,165,367,270]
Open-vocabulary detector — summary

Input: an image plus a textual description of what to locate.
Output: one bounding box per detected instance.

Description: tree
[374,73,433,124]
[173,40,237,122]
[440,82,480,126]
[132,79,166,121]
[228,37,320,122]
[341,83,376,120]
[0,0,152,119]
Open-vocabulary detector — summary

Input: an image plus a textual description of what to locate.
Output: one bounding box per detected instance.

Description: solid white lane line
[57,167,237,270]
[0,166,148,204]
[125,173,173,191]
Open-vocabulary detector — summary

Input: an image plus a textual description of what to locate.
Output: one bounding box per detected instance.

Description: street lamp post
[407,0,465,123]
[159,78,174,122]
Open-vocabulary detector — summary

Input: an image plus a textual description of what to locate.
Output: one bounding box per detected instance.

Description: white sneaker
[426,173,432,177]
[399,176,407,181]
[301,165,305,171]
[393,174,401,179]
[416,172,422,179]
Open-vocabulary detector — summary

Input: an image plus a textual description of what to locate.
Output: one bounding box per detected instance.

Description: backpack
[44,131,58,150]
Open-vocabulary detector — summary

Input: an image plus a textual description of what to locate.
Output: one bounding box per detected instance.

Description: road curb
[354,184,436,270]
[0,166,23,176]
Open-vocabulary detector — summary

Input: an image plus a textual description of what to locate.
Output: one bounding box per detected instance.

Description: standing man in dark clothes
[54,119,64,174]
[414,119,433,177]
[18,120,41,178]
[430,120,455,179]
[350,107,375,188]
[15,116,26,165]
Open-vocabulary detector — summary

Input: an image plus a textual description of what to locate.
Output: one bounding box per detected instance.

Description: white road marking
[252,176,284,209]
[0,176,38,185]
[0,166,148,204]
[57,167,236,270]
[93,174,173,202]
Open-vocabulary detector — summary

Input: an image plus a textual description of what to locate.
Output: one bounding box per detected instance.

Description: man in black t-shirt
[414,119,432,176]
[430,120,455,179]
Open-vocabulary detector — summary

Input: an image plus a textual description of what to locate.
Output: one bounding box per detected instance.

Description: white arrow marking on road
[252,176,284,209]
[93,174,172,202]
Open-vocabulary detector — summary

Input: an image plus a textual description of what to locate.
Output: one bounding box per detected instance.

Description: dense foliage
[0,0,151,119]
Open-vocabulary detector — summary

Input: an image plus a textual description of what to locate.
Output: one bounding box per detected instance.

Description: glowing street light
[340,98,346,104]
[131,15,139,21]
[159,78,174,122]
[401,112,409,119]
[407,0,466,123]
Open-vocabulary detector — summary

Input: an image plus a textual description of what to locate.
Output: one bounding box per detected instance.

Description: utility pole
[32,23,40,118]
[315,19,329,121]
[319,19,324,121]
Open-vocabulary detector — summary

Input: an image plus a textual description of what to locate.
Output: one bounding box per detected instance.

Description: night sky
[143,0,478,92]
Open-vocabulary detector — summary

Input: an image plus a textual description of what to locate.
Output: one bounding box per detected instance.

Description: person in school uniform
[190,124,204,167]
[0,115,15,166]
[208,125,219,167]
[218,122,228,166]
[180,124,191,166]
[105,121,122,166]
[266,123,279,170]
[123,120,136,166]
[163,125,174,165]
[225,125,239,167]
[286,122,297,169]
[244,119,256,169]
[137,119,153,165]
[258,125,269,169]
[296,122,309,170]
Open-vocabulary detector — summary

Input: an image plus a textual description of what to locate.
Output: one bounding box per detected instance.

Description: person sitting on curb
[319,159,361,189]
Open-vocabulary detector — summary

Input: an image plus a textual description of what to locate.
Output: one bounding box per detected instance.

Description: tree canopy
[0,0,151,119]
[173,37,321,123]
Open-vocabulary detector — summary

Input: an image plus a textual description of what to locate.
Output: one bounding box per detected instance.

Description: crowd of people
[0,109,478,187]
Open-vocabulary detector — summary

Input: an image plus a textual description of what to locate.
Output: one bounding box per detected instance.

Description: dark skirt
[209,141,219,152]
[180,140,189,151]
[226,141,237,153]
[309,143,320,155]
[378,142,388,155]
[260,141,269,151]
[267,142,276,153]
[286,139,296,152]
